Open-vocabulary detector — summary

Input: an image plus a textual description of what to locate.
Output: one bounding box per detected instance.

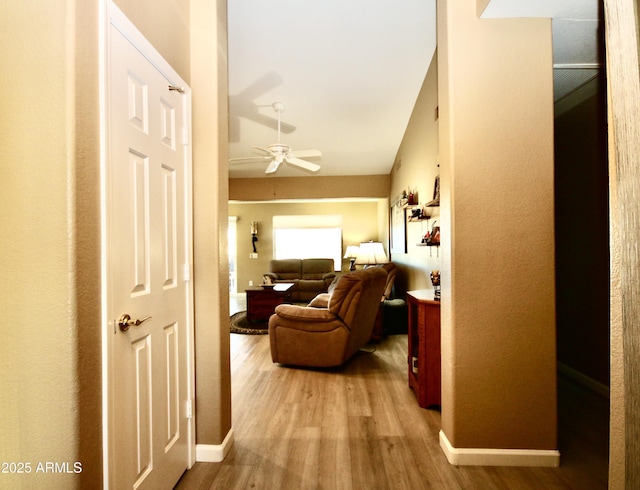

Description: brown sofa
[268,267,387,367]
[264,258,336,302]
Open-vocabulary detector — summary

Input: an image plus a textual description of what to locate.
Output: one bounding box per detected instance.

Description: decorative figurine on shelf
[399,189,408,208]
[430,270,441,301]
[423,221,440,246]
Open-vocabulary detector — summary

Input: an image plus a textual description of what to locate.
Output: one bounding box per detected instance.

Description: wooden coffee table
[245,283,294,323]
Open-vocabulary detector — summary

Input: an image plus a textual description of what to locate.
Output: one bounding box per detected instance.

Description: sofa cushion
[301,258,335,279]
[269,259,302,280]
[298,279,327,292]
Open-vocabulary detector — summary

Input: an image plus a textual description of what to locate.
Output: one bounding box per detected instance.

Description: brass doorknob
[118,314,152,332]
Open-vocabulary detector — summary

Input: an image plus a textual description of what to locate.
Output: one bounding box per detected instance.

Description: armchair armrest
[264,272,279,281]
[273,304,336,323]
[322,272,336,281]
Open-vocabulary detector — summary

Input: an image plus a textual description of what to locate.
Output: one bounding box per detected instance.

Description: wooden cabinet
[407,289,441,408]
[245,283,293,322]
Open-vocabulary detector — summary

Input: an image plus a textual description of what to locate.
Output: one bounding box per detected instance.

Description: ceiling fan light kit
[229,102,322,174]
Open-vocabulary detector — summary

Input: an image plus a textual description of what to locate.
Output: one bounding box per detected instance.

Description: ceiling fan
[229,102,322,174]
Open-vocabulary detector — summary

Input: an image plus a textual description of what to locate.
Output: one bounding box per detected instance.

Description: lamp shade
[343,245,360,258]
[355,241,389,265]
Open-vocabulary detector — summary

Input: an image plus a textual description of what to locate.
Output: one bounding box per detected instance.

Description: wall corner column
[437,0,558,465]
[190,0,232,452]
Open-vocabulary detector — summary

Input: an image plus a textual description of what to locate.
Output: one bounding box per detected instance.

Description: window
[273,215,342,271]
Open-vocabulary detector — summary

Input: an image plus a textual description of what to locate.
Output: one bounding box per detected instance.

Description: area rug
[230,311,269,335]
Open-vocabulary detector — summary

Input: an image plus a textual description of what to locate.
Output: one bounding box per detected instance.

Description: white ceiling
[227,0,601,179]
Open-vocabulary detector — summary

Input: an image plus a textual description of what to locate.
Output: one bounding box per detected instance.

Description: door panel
[107,12,192,490]
[130,150,150,296]
[161,164,177,289]
[132,335,153,483]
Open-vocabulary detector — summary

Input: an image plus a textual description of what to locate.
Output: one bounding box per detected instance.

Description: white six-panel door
[105,5,193,489]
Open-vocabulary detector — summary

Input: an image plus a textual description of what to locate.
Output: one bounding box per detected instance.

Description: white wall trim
[558,362,610,398]
[196,428,235,462]
[439,431,560,467]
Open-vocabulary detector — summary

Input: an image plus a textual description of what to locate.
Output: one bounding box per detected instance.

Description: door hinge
[186,399,193,419]
[182,127,189,145]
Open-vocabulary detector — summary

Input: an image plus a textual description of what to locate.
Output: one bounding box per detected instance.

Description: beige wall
[229,174,390,201]
[438,0,557,452]
[229,200,385,290]
[389,50,440,294]
[230,174,391,293]
[1,2,103,488]
[190,0,232,446]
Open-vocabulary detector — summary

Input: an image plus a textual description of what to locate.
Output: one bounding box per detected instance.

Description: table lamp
[355,241,389,268]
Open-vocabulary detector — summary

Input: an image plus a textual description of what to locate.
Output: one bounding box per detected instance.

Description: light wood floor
[175,332,609,489]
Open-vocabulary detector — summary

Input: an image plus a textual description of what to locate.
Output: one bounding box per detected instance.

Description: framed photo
[390,203,407,254]
[425,175,440,206]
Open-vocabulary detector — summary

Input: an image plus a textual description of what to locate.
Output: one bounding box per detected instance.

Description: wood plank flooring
[175,332,609,489]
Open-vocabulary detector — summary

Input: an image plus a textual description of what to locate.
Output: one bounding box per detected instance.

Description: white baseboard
[558,362,610,398]
[196,428,235,462]
[439,431,560,467]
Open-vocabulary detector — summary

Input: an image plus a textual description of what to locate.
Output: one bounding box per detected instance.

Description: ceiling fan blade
[285,156,321,172]
[265,159,282,174]
[290,149,322,159]
[229,155,271,164]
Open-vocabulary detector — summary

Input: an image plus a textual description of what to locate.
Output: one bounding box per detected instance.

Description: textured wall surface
[438,0,557,452]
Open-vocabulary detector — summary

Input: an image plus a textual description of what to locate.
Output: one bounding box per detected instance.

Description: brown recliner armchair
[268,267,388,367]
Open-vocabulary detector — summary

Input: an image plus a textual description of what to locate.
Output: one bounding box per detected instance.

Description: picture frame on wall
[390,203,407,254]
[425,175,440,207]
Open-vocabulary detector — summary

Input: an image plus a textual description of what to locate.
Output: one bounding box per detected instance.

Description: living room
[227,8,610,476]
[229,52,440,296]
